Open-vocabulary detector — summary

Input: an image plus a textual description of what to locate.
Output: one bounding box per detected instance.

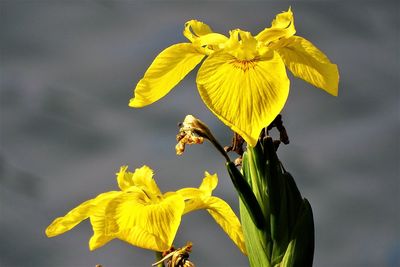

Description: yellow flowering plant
[127,7,338,267]
[46,7,338,267]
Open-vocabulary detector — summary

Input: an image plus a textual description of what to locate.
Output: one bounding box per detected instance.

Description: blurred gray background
[0,1,399,266]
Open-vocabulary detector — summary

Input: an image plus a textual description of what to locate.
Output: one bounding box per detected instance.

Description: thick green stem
[235,137,315,267]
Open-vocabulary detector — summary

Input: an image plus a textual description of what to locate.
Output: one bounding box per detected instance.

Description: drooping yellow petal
[45,191,120,238]
[274,36,339,96]
[175,172,246,253]
[89,214,114,251]
[256,8,296,45]
[129,43,205,107]
[88,191,127,250]
[205,197,247,255]
[196,50,290,147]
[181,193,247,255]
[103,191,185,251]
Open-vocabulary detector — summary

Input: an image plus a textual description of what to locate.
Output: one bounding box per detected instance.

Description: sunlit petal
[116,165,131,191]
[183,20,213,42]
[176,171,217,201]
[104,191,185,251]
[274,36,339,96]
[205,197,247,255]
[196,50,290,147]
[130,165,161,196]
[192,33,228,48]
[256,8,296,45]
[129,43,205,107]
[45,191,120,238]
[181,193,247,255]
[88,192,126,250]
[198,171,218,196]
[117,165,161,196]
[175,188,204,200]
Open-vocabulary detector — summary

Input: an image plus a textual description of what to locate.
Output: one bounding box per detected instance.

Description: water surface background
[1,1,399,266]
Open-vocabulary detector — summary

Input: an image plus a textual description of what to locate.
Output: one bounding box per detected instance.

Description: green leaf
[238,137,314,267]
[240,198,271,267]
[281,199,315,267]
[226,161,266,230]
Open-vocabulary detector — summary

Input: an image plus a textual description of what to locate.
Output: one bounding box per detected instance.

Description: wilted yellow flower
[129,8,339,146]
[45,166,246,254]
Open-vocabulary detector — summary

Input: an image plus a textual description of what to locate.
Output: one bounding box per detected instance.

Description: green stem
[239,137,315,267]
[209,136,231,162]
[154,251,165,267]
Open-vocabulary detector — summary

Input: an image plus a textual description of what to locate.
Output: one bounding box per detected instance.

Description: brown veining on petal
[230,58,259,71]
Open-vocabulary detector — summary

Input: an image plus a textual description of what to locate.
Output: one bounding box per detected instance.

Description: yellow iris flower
[129,8,339,147]
[45,165,246,254]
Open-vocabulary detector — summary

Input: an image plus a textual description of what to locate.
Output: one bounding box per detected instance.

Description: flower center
[230,58,259,71]
[225,29,260,61]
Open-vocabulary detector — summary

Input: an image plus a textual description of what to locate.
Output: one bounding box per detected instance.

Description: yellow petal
[192,33,229,55]
[89,214,114,251]
[104,191,185,251]
[130,165,161,196]
[175,188,204,200]
[205,197,247,255]
[175,172,246,254]
[88,192,126,250]
[117,165,161,196]
[192,33,228,48]
[116,165,131,191]
[198,171,218,196]
[183,20,228,55]
[183,20,213,42]
[196,50,290,147]
[89,189,143,251]
[181,194,247,255]
[175,171,217,201]
[129,43,205,107]
[256,7,296,45]
[45,191,120,238]
[274,36,339,96]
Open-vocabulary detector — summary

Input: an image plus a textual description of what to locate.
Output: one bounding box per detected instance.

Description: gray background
[1,1,399,266]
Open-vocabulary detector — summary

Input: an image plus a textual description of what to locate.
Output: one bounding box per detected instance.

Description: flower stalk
[154,251,165,267]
